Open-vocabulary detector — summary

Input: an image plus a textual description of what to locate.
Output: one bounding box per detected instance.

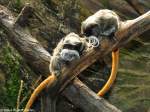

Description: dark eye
[102,25,117,37]
[84,24,99,37]
[75,43,82,51]
[84,28,92,37]
[92,26,99,37]
[63,44,73,49]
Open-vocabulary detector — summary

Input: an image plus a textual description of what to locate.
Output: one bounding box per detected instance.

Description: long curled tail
[97,49,119,96]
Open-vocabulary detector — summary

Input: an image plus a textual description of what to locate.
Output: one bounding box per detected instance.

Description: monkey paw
[88,36,101,48]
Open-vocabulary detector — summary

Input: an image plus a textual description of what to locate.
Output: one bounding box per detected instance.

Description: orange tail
[97,49,119,96]
[24,50,119,111]
[24,74,56,112]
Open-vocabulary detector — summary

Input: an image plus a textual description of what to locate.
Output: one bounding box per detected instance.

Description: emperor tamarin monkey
[24,10,120,111]
[50,32,87,76]
[81,9,120,96]
[24,32,87,112]
[81,9,120,47]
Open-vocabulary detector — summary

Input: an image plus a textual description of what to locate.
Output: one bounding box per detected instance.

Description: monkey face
[60,49,80,61]
[81,9,120,47]
[60,33,85,62]
[50,33,86,76]
[82,22,100,38]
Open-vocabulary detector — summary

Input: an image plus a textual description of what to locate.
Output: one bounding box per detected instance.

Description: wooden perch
[50,10,150,95]
[0,5,121,112]
[0,4,150,112]
[0,5,51,76]
[15,3,33,27]
[126,0,150,14]
[62,78,121,112]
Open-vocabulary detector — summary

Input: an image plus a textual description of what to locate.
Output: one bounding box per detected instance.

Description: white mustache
[88,36,100,47]
[60,49,80,61]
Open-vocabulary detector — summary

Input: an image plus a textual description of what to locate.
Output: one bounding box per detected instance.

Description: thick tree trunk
[63,78,121,112]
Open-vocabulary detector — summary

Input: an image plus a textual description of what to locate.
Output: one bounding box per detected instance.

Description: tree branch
[0,5,51,76]
[63,78,121,112]
[0,5,121,112]
[14,3,33,27]
[52,11,150,94]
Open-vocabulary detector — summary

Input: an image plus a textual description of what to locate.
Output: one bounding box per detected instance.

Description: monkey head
[50,33,86,76]
[60,33,85,61]
[81,9,120,47]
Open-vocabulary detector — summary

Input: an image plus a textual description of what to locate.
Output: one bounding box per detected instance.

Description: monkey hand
[88,36,101,47]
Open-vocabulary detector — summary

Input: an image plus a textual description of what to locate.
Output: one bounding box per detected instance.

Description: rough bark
[0,4,121,112]
[0,5,51,76]
[63,78,121,112]
[126,0,150,14]
[80,0,105,13]
[108,0,139,18]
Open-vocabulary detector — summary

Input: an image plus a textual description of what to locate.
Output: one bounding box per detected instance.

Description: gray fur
[88,36,100,47]
[81,9,120,46]
[60,49,80,61]
[50,33,87,76]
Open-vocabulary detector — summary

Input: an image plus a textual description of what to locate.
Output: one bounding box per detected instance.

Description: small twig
[16,80,24,111]
[31,75,42,90]
[6,1,11,8]
[40,97,44,112]
[19,76,42,106]
[33,11,46,25]
[14,3,33,27]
